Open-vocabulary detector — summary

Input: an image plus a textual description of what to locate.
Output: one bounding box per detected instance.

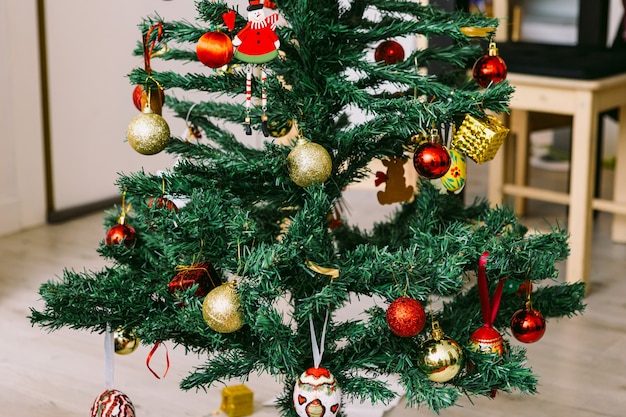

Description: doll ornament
[233,0,280,137]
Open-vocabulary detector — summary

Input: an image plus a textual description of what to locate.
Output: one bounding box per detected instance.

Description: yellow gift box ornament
[451,113,509,164]
[221,384,254,417]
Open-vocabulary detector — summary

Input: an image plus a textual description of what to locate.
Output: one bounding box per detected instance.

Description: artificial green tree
[31,1,585,416]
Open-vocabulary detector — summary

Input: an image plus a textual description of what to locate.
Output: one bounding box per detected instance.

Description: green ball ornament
[416,321,464,382]
[127,105,170,155]
[287,137,332,187]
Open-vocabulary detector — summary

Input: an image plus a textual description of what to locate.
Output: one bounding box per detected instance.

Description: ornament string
[146,342,170,379]
[104,324,114,390]
[309,310,330,368]
[143,75,164,111]
[390,269,409,297]
[524,279,533,309]
[477,252,505,327]
[117,190,133,225]
[184,103,200,141]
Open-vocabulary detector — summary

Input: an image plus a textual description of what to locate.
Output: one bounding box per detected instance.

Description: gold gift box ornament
[221,384,254,417]
[451,113,510,164]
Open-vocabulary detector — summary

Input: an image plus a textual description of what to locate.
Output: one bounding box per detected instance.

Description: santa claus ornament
[293,312,341,417]
[233,0,280,136]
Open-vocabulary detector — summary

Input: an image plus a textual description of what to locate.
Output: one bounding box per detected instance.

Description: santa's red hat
[247,0,263,10]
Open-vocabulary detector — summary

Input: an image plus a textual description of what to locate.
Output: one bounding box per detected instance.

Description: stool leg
[510,109,530,216]
[566,91,597,288]
[487,135,506,207]
[611,104,626,243]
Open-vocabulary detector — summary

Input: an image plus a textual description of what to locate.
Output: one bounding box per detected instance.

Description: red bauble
[469,326,506,356]
[196,31,234,68]
[168,261,219,298]
[385,297,426,337]
[511,307,546,343]
[374,40,405,65]
[105,224,136,247]
[413,142,451,179]
[473,55,507,88]
[132,85,165,112]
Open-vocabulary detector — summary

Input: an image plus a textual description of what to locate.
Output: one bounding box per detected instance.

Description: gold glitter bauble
[127,107,171,155]
[286,138,332,187]
[202,282,244,333]
[113,327,140,355]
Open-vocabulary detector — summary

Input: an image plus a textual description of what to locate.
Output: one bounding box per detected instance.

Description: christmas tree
[31,1,585,416]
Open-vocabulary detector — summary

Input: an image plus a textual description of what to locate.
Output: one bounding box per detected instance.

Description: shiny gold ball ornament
[287,137,333,187]
[113,327,140,355]
[416,321,464,383]
[202,282,244,333]
[127,105,171,155]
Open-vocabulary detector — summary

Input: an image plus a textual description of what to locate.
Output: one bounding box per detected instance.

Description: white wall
[0,0,47,235]
[43,0,198,213]
[0,0,263,236]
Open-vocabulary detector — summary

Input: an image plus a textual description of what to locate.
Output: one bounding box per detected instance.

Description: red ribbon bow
[477,252,505,328]
[143,23,164,74]
[146,342,170,379]
[374,171,388,187]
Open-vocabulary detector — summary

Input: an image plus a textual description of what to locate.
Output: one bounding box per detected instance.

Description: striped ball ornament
[90,389,135,417]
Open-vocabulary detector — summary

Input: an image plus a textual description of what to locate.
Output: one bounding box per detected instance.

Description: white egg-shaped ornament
[90,389,136,417]
[293,366,341,417]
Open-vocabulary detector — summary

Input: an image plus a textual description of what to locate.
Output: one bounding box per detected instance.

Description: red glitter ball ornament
[472,41,507,88]
[469,326,506,356]
[385,297,426,337]
[413,142,451,179]
[374,40,405,65]
[511,306,546,343]
[105,224,136,248]
[196,31,234,68]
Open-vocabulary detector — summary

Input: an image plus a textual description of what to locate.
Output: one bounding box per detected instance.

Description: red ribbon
[477,252,505,327]
[143,23,164,74]
[146,342,170,379]
[374,171,388,186]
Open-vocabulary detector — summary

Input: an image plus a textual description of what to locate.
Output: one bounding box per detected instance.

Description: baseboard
[47,196,120,224]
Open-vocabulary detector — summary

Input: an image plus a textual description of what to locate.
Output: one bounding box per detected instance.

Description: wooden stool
[488,72,626,287]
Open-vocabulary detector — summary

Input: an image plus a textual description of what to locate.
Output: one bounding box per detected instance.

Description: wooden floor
[2,164,626,417]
